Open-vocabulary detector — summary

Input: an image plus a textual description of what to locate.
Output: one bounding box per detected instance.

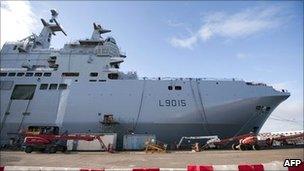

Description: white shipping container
[67,133,117,151]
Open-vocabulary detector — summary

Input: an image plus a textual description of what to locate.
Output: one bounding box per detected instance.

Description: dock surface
[1,148,303,168]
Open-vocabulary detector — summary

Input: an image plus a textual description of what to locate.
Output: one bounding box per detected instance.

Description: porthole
[43,73,52,77]
[17,73,25,77]
[25,73,33,77]
[108,73,118,79]
[0,72,7,77]
[49,84,58,90]
[175,86,182,90]
[40,84,48,90]
[168,86,173,90]
[8,73,16,77]
[90,72,98,77]
[62,72,79,77]
[58,84,67,90]
[34,73,43,77]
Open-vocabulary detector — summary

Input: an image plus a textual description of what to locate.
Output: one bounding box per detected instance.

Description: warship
[0,10,290,147]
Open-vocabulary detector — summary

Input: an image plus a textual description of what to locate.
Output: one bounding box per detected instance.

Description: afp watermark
[283,159,302,167]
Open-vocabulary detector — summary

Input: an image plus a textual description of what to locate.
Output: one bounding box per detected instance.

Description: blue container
[123,134,156,150]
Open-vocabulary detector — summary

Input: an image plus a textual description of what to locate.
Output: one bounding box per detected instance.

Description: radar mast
[36,9,67,49]
[91,23,111,40]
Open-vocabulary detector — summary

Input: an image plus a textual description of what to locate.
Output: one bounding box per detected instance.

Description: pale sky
[1,1,303,132]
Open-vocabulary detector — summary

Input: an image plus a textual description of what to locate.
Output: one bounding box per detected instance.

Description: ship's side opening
[10,85,36,100]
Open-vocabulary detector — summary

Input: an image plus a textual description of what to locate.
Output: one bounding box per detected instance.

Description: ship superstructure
[0,10,290,148]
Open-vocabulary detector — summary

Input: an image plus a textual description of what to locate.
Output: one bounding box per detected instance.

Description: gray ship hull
[0,79,289,147]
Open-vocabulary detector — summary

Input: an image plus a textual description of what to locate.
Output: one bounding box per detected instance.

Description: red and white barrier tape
[1,161,303,171]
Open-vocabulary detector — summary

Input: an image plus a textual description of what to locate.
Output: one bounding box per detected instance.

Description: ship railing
[138,77,243,81]
[0,68,58,73]
[245,82,267,86]
[1,68,28,71]
[2,49,59,54]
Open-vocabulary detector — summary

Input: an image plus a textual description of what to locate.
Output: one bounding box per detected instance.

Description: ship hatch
[0,85,37,136]
[101,114,118,125]
[108,73,118,79]
[10,85,36,100]
[100,114,119,133]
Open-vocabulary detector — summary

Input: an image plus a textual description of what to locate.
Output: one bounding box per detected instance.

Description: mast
[36,9,67,49]
[91,23,111,40]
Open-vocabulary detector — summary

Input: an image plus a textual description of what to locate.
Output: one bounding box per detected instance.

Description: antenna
[36,9,67,49]
[41,9,67,36]
[50,9,58,18]
[91,23,111,40]
[93,23,111,34]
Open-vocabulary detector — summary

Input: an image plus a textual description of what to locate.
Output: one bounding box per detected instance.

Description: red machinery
[232,132,304,151]
[203,132,304,151]
[202,133,255,150]
[270,132,304,146]
[23,126,107,153]
[233,135,260,150]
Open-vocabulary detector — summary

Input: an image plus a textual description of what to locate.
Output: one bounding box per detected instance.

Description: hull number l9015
[158,99,186,107]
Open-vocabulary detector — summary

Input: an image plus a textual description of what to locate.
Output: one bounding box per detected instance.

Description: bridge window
[11,85,36,100]
[90,72,98,77]
[49,84,58,90]
[62,72,79,77]
[58,84,67,90]
[39,84,48,90]
[8,73,16,77]
[175,86,182,90]
[43,72,52,77]
[0,72,7,77]
[25,73,33,77]
[111,64,119,69]
[108,73,118,80]
[17,73,25,77]
[34,73,43,77]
